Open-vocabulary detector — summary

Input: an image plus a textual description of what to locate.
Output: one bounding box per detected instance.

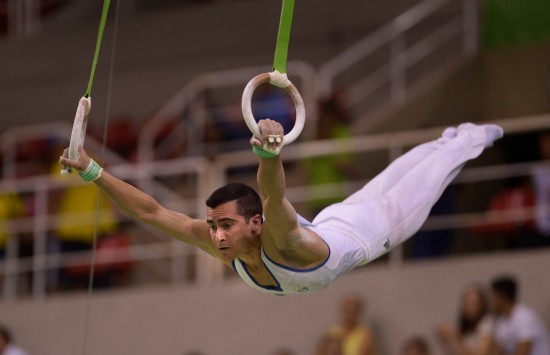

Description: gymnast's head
[205,183,263,258]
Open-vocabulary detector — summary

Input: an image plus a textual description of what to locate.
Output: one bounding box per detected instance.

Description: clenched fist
[250,119,284,155]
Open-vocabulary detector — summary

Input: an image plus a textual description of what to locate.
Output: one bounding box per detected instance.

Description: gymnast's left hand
[59,145,91,172]
[249,118,284,152]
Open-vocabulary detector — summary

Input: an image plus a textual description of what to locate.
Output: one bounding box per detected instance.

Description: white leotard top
[232,215,365,296]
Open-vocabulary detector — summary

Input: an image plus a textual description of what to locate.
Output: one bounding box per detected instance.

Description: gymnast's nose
[214,229,227,244]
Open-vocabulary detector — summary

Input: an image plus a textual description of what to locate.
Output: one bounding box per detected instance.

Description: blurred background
[0,0,549,354]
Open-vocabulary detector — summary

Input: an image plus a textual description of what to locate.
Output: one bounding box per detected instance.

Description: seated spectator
[402,336,431,355]
[0,192,25,259]
[315,332,343,355]
[106,117,138,161]
[251,84,294,134]
[532,130,550,236]
[0,325,30,355]
[490,275,550,354]
[271,347,296,355]
[52,166,119,291]
[474,130,550,248]
[325,294,378,355]
[436,284,496,354]
[304,94,354,214]
[472,178,536,238]
[14,138,51,177]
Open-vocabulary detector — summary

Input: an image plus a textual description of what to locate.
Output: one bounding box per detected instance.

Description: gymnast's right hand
[250,118,284,154]
[59,145,91,173]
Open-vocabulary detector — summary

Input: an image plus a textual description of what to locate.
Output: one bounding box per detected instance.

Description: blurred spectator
[251,84,294,134]
[137,111,183,160]
[206,101,250,144]
[402,336,431,355]
[106,117,138,161]
[305,94,354,214]
[0,325,30,355]
[436,284,496,355]
[490,275,550,355]
[315,332,343,355]
[93,220,135,287]
[532,131,550,236]
[325,294,378,355]
[408,186,455,259]
[472,130,550,250]
[0,193,25,259]
[52,164,119,291]
[13,138,52,177]
[472,177,537,238]
[272,347,296,355]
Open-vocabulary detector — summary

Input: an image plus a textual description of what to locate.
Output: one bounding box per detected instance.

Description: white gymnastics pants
[312,124,489,264]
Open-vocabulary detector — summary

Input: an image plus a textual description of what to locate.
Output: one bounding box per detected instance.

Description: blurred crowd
[0,88,550,298]
[274,275,550,355]
[6,275,548,355]
[0,325,29,355]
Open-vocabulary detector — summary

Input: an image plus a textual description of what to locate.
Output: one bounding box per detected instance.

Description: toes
[482,124,504,147]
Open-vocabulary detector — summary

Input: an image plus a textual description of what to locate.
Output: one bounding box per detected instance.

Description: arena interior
[0,0,549,354]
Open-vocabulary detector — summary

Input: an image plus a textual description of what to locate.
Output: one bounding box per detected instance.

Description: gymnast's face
[206,200,262,260]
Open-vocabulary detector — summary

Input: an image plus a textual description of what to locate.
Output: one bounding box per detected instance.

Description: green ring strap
[252,145,278,159]
[85,0,111,98]
[272,0,295,74]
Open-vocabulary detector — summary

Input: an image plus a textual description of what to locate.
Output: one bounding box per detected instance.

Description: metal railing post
[390,29,407,104]
[2,138,17,180]
[0,115,547,298]
[3,217,19,301]
[463,0,479,56]
[32,182,49,299]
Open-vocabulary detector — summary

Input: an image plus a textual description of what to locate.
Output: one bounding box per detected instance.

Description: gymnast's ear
[249,214,263,231]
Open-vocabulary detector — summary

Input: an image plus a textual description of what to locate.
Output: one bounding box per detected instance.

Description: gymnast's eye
[209,225,217,232]
[222,223,232,230]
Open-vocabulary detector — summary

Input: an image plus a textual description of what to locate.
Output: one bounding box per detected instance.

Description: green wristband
[79,159,103,182]
[252,146,278,159]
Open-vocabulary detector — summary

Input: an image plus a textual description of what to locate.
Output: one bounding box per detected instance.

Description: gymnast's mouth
[219,247,230,251]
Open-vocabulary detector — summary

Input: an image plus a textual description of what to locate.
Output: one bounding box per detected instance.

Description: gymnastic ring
[61,96,91,174]
[241,71,305,151]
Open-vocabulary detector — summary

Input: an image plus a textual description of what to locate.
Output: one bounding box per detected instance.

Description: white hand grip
[61,96,91,174]
[241,71,305,154]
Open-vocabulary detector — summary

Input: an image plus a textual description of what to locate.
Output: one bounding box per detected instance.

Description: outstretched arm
[252,119,328,266]
[59,146,216,256]
[253,125,298,248]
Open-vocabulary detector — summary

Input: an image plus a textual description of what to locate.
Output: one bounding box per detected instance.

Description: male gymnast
[60,120,503,295]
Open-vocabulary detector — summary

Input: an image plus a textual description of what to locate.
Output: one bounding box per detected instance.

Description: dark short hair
[491,276,518,302]
[0,325,12,343]
[403,336,429,353]
[205,183,262,221]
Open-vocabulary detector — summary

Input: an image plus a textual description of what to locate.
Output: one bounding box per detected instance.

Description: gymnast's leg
[312,123,503,262]
[365,123,503,259]
[344,124,501,203]
[343,127,460,203]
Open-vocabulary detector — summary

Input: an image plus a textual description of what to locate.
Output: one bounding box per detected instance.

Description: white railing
[0,122,209,300]
[318,0,477,118]
[5,0,42,37]
[136,61,317,163]
[137,0,475,167]
[1,114,549,301]
[4,0,548,301]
